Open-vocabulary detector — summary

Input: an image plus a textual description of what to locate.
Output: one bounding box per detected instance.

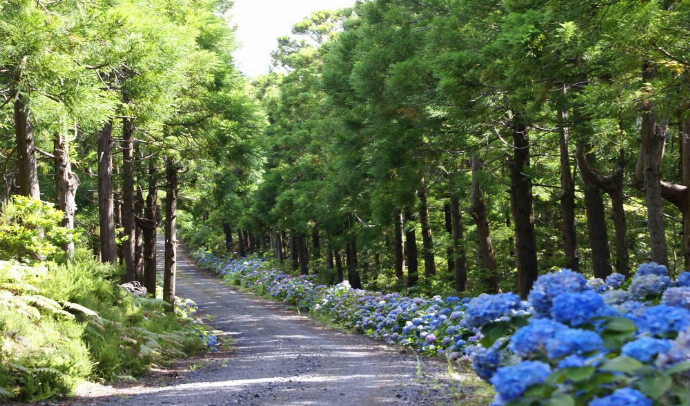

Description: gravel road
[73,239,476,406]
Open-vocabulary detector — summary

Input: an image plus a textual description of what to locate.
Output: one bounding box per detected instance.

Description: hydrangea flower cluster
[192,251,690,405]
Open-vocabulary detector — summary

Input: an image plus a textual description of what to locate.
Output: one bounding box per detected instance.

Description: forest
[2,0,690,405]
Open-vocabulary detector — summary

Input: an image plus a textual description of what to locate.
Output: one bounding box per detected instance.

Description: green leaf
[561,366,595,382]
[480,321,511,347]
[600,356,644,373]
[544,394,575,406]
[637,375,672,399]
[664,361,690,376]
[599,317,637,333]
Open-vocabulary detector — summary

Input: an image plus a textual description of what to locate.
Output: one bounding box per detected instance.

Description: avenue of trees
[185,0,690,297]
[1,0,262,303]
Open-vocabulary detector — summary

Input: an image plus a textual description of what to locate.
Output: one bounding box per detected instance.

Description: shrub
[0,259,205,402]
[0,196,73,263]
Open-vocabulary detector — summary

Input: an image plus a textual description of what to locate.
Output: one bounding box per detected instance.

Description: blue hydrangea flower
[528,269,589,317]
[656,329,690,372]
[510,318,567,357]
[603,289,632,305]
[661,287,690,310]
[490,361,551,402]
[622,337,672,362]
[605,273,626,290]
[551,291,604,326]
[557,355,587,369]
[677,272,690,287]
[630,274,672,299]
[466,345,501,381]
[463,293,522,328]
[636,305,690,336]
[589,388,652,406]
[546,328,604,358]
[635,262,668,278]
[587,278,606,293]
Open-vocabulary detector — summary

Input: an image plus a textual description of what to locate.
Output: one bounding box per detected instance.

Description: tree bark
[121,116,136,282]
[576,144,629,276]
[14,91,40,200]
[394,209,405,280]
[289,232,298,269]
[470,154,498,292]
[237,229,246,257]
[417,179,435,277]
[681,118,690,271]
[223,221,233,251]
[276,231,284,263]
[346,237,361,289]
[334,250,344,283]
[640,62,669,266]
[54,124,78,260]
[312,224,320,260]
[444,203,455,273]
[509,116,539,298]
[404,209,419,287]
[98,120,117,263]
[142,162,158,297]
[450,191,467,292]
[297,233,309,275]
[326,240,335,270]
[163,159,179,306]
[134,185,144,281]
[581,152,613,279]
[557,98,579,272]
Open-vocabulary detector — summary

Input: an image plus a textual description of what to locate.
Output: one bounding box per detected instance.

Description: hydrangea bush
[193,250,690,405]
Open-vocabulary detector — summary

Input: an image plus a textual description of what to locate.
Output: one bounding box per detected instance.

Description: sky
[230,0,355,78]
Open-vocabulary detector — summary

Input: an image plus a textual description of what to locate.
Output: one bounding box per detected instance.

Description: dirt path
[74,239,474,405]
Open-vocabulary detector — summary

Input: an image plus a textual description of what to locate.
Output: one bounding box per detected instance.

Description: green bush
[0,196,74,263]
[0,259,205,402]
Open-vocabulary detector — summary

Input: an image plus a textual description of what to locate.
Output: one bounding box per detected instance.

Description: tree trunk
[334,250,344,283]
[312,224,320,260]
[237,229,246,257]
[54,124,78,260]
[163,160,179,306]
[417,179,435,277]
[14,91,40,200]
[346,237,361,289]
[681,118,690,271]
[577,144,630,276]
[444,203,454,273]
[451,191,467,292]
[326,241,335,270]
[98,120,117,263]
[557,98,579,272]
[297,233,309,275]
[114,188,124,265]
[288,232,297,269]
[509,117,539,298]
[134,185,144,281]
[142,162,158,297]
[582,161,613,279]
[276,231,284,263]
[404,209,419,287]
[223,221,233,251]
[470,154,498,293]
[640,62,669,266]
[394,209,405,280]
[121,116,136,282]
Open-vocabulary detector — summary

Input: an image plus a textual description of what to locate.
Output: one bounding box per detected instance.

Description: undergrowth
[0,256,206,402]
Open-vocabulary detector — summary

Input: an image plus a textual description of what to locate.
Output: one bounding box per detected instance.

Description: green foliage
[0,259,204,402]
[0,196,74,263]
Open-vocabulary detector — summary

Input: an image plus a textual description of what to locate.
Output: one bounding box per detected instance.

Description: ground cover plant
[0,258,209,402]
[193,250,690,406]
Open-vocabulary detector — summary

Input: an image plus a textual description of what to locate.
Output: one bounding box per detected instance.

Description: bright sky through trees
[230,0,355,77]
